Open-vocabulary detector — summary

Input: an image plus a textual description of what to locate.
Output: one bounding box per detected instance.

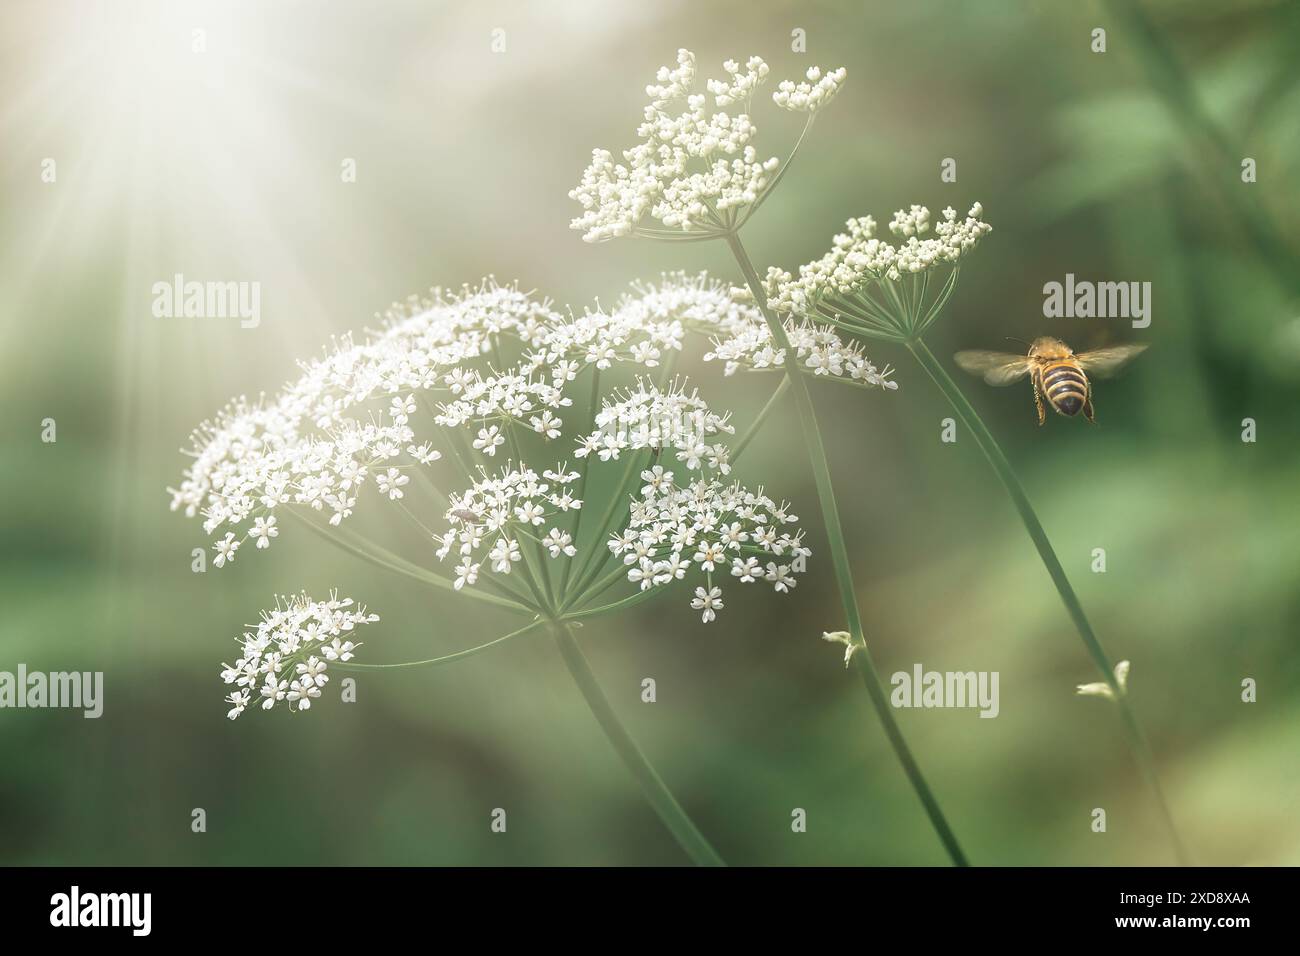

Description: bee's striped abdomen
[1040,362,1089,416]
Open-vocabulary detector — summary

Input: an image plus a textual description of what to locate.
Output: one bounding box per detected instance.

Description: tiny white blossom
[376,467,410,500]
[213,532,240,568]
[249,515,278,549]
[473,425,506,456]
[542,528,576,558]
[691,586,724,623]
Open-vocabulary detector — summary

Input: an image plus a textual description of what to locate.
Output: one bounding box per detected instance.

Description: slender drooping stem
[551,621,726,866]
[906,337,1190,865]
[725,232,969,867]
[732,376,791,461]
[336,617,546,670]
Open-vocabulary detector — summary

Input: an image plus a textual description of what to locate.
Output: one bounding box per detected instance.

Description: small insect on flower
[954,338,1148,425]
[220,592,378,719]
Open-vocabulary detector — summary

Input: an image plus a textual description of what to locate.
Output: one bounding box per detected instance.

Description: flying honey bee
[953,337,1147,425]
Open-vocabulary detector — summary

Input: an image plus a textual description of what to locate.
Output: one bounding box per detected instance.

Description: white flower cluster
[569,49,846,242]
[590,272,897,390]
[576,379,735,472]
[612,271,759,340]
[433,464,584,590]
[704,314,897,389]
[609,473,809,623]
[765,204,993,312]
[772,65,847,112]
[168,281,564,566]
[221,592,378,719]
[179,269,826,697]
[434,368,572,441]
[539,303,685,373]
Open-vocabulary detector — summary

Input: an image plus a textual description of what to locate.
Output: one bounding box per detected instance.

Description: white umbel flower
[765,204,992,305]
[219,591,378,719]
[569,50,846,242]
[609,472,809,622]
[609,272,897,390]
[433,463,583,583]
[169,280,563,562]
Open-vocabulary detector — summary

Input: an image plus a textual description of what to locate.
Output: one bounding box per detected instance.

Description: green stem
[551,621,726,866]
[905,336,1190,865]
[559,365,602,598]
[732,376,790,461]
[563,449,651,609]
[725,231,968,867]
[286,508,533,616]
[335,617,544,670]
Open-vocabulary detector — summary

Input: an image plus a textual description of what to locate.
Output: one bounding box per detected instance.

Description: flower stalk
[551,621,726,866]
[726,232,969,867]
[904,336,1189,865]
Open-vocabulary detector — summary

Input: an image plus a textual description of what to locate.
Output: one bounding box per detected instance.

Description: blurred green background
[2,0,1298,865]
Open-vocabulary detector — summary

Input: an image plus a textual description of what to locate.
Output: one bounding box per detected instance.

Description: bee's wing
[1076,343,1149,378]
[953,351,1033,386]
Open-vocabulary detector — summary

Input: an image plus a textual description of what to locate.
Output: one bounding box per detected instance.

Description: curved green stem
[563,449,651,609]
[732,376,790,461]
[334,617,545,670]
[286,508,533,616]
[905,336,1189,866]
[725,232,969,867]
[564,582,660,621]
[551,621,726,866]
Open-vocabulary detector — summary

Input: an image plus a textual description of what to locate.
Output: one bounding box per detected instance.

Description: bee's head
[1028,336,1073,359]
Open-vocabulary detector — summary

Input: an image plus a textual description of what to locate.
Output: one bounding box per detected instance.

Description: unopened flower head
[220,591,378,719]
[1077,660,1131,700]
[772,65,847,113]
[760,204,992,342]
[569,49,847,242]
[765,203,992,311]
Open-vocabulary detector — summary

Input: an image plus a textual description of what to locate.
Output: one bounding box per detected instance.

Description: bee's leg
[1083,396,1096,424]
[1032,381,1046,426]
